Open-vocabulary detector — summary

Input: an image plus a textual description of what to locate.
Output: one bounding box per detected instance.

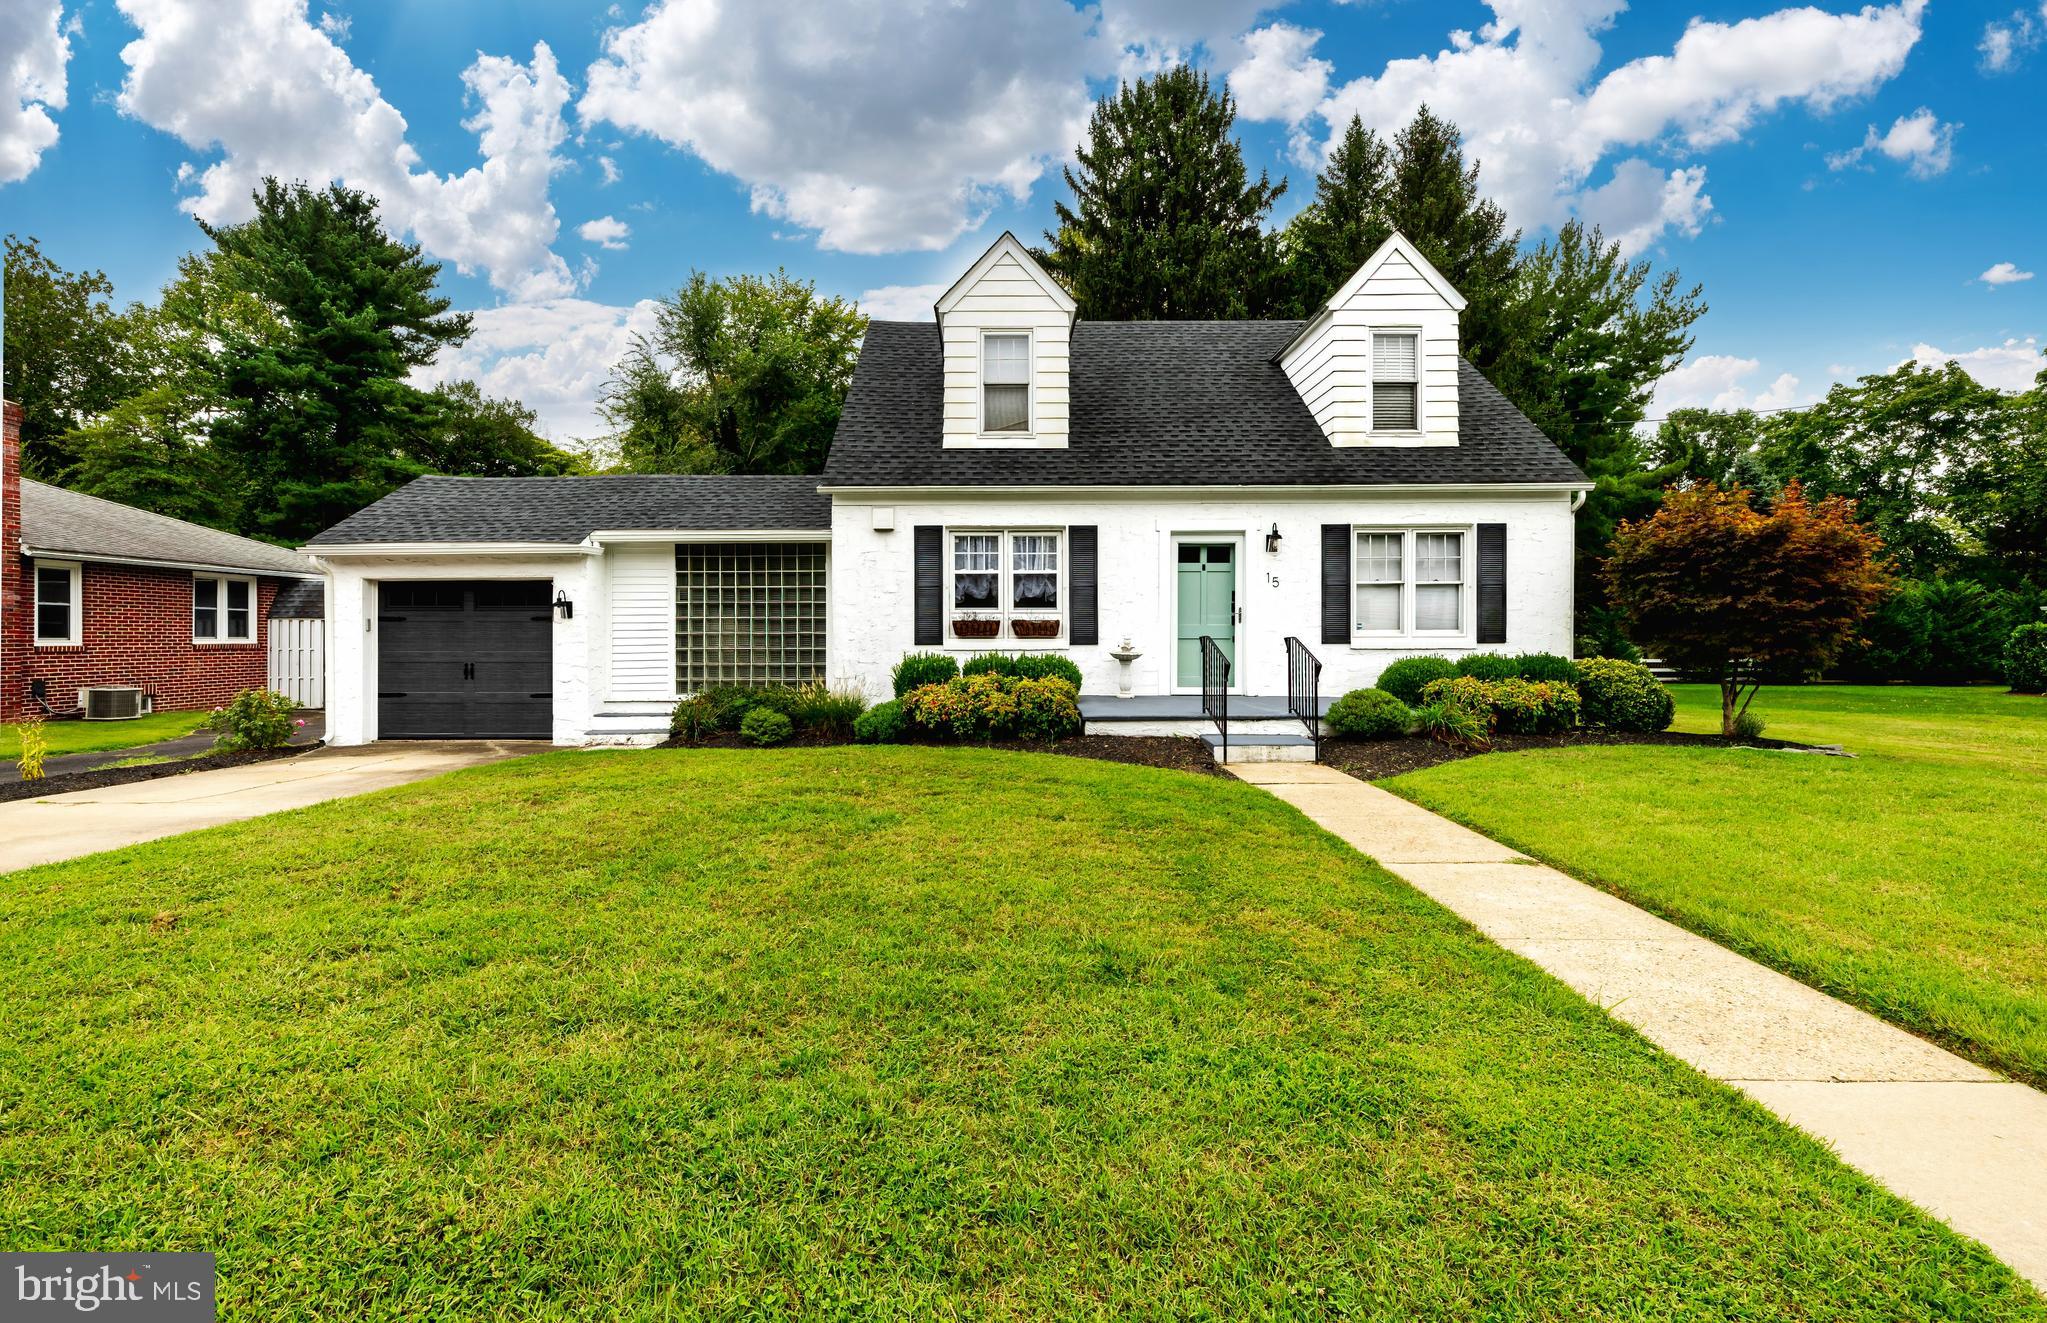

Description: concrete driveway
[0,741,547,875]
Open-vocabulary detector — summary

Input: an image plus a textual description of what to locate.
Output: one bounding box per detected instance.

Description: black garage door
[377,581,553,739]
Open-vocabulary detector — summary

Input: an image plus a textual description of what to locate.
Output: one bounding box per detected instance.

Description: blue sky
[2,0,2042,442]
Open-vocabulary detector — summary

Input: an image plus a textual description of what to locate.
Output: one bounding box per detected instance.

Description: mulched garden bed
[660,731,1224,776]
[1321,728,1824,782]
[0,742,323,805]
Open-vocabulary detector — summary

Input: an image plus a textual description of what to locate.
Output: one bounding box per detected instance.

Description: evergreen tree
[1278,116,1391,315]
[197,180,472,542]
[1041,65,1286,319]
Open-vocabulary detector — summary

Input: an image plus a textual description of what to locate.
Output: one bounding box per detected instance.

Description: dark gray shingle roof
[21,479,316,576]
[269,579,325,618]
[303,475,831,546]
[820,321,1588,488]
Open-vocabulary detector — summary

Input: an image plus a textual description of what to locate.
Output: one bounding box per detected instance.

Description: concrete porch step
[1199,731,1319,763]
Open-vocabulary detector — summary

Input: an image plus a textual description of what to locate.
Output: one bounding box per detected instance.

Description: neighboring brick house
[1,399,319,721]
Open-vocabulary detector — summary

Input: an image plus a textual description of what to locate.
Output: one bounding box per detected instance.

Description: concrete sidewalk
[0,741,546,875]
[1231,761,2047,1292]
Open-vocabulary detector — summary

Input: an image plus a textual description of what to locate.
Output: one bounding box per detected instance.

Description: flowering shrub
[903,674,1080,742]
[1420,676,1580,735]
[207,689,301,752]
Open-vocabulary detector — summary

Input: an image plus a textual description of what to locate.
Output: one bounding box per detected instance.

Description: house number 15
[1266,572,1280,587]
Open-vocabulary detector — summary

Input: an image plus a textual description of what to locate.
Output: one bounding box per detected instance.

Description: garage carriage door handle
[464,663,476,680]
[379,692,408,698]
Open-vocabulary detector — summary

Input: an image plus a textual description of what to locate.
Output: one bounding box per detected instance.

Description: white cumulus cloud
[1911,338,2046,393]
[579,0,1098,255]
[1980,261,2036,288]
[578,215,629,250]
[416,297,665,442]
[1,0,70,184]
[1980,4,2047,72]
[855,283,946,321]
[1825,107,1957,179]
[1651,353,1807,418]
[1239,0,1927,255]
[115,0,577,300]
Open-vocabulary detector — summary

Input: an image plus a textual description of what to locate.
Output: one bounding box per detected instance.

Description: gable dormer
[935,232,1076,449]
[1279,232,1465,448]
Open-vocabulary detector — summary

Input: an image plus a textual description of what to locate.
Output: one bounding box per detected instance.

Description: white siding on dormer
[938,250,1072,448]
[1281,245,1463,448]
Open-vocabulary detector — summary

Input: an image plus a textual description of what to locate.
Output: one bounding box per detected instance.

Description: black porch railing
[1284,635,1322,762]
[1199,635,1230,763]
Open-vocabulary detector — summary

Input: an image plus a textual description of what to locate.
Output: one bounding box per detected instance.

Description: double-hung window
[1353,530,1465,636]
[981,332,1032,434]
[34,561,81,646]
[1372,331,1420,432]
[950,529,1062,642]
[194,574,255,643]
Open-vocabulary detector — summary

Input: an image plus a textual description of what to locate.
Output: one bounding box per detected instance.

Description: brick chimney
[2,399,24,719]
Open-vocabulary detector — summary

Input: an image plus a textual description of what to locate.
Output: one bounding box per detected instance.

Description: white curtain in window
[1354,532,1402,631]
[1414,532,1462,631]
[954,534,1000,607]
[1372,332,1419,430]
[984,334,1030,432]
[1011,533,1058,608]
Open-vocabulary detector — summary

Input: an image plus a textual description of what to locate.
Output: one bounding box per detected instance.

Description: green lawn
[1387,684,2047,1085]
[0,708,209,760]
[1,748,2036,1318]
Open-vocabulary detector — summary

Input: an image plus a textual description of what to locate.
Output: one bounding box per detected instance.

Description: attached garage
[376,580,553,739]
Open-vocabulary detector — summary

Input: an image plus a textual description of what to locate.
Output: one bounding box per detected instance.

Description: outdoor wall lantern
[1265,523,1283,554]
[554,590,574,620]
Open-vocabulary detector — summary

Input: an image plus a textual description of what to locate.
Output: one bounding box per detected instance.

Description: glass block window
[676,542,827,691]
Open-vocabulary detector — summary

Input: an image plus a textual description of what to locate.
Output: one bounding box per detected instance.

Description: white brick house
[305,232,1588,747]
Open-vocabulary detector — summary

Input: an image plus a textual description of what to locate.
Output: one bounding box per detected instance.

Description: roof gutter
[816,481,1593,499]
[296,541,602,559]
[20,546,320,579]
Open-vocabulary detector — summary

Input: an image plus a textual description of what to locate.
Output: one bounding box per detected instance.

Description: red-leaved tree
[1603,482,1891,736]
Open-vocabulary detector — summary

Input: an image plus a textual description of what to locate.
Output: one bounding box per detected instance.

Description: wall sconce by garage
[553,590,574,620]
[1264,523,1283,554]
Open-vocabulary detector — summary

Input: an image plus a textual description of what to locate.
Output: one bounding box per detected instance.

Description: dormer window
[981,332,1032,435]
[1372,331,1419,432]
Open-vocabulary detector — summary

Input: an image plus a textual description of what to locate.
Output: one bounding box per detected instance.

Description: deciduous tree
[1604,482,1890,736]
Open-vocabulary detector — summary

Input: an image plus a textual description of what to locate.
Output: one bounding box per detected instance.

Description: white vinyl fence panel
[268,616,327,709]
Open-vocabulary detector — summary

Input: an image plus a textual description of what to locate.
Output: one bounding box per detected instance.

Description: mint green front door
[1176,542,1237,687]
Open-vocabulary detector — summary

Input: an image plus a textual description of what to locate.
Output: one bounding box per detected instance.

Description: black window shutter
[913,526,942,646]
[1321,524,1350,645]
[1069,526,1098,645]
[1476,523,1507,645]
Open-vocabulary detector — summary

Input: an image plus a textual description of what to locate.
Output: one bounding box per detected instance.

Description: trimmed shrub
[891,652,959,698]
[1012,653,1085,690]
[207,689,301,752]
[1730,709,1767,743]
[790,680,866,737]
[1454,653,1520,682]
[669,694,717,743]
[960,652,1017,678]
[1513,652,1579,684]
[1013,677,1083,741]
[1375,655,1456,706]
[853,699,908,744]
[1414,700,1490,751]
[739,707,793,747]
[1326,688,1411,740]
[2007,623,2047,694]
[1575,658,1675,732]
